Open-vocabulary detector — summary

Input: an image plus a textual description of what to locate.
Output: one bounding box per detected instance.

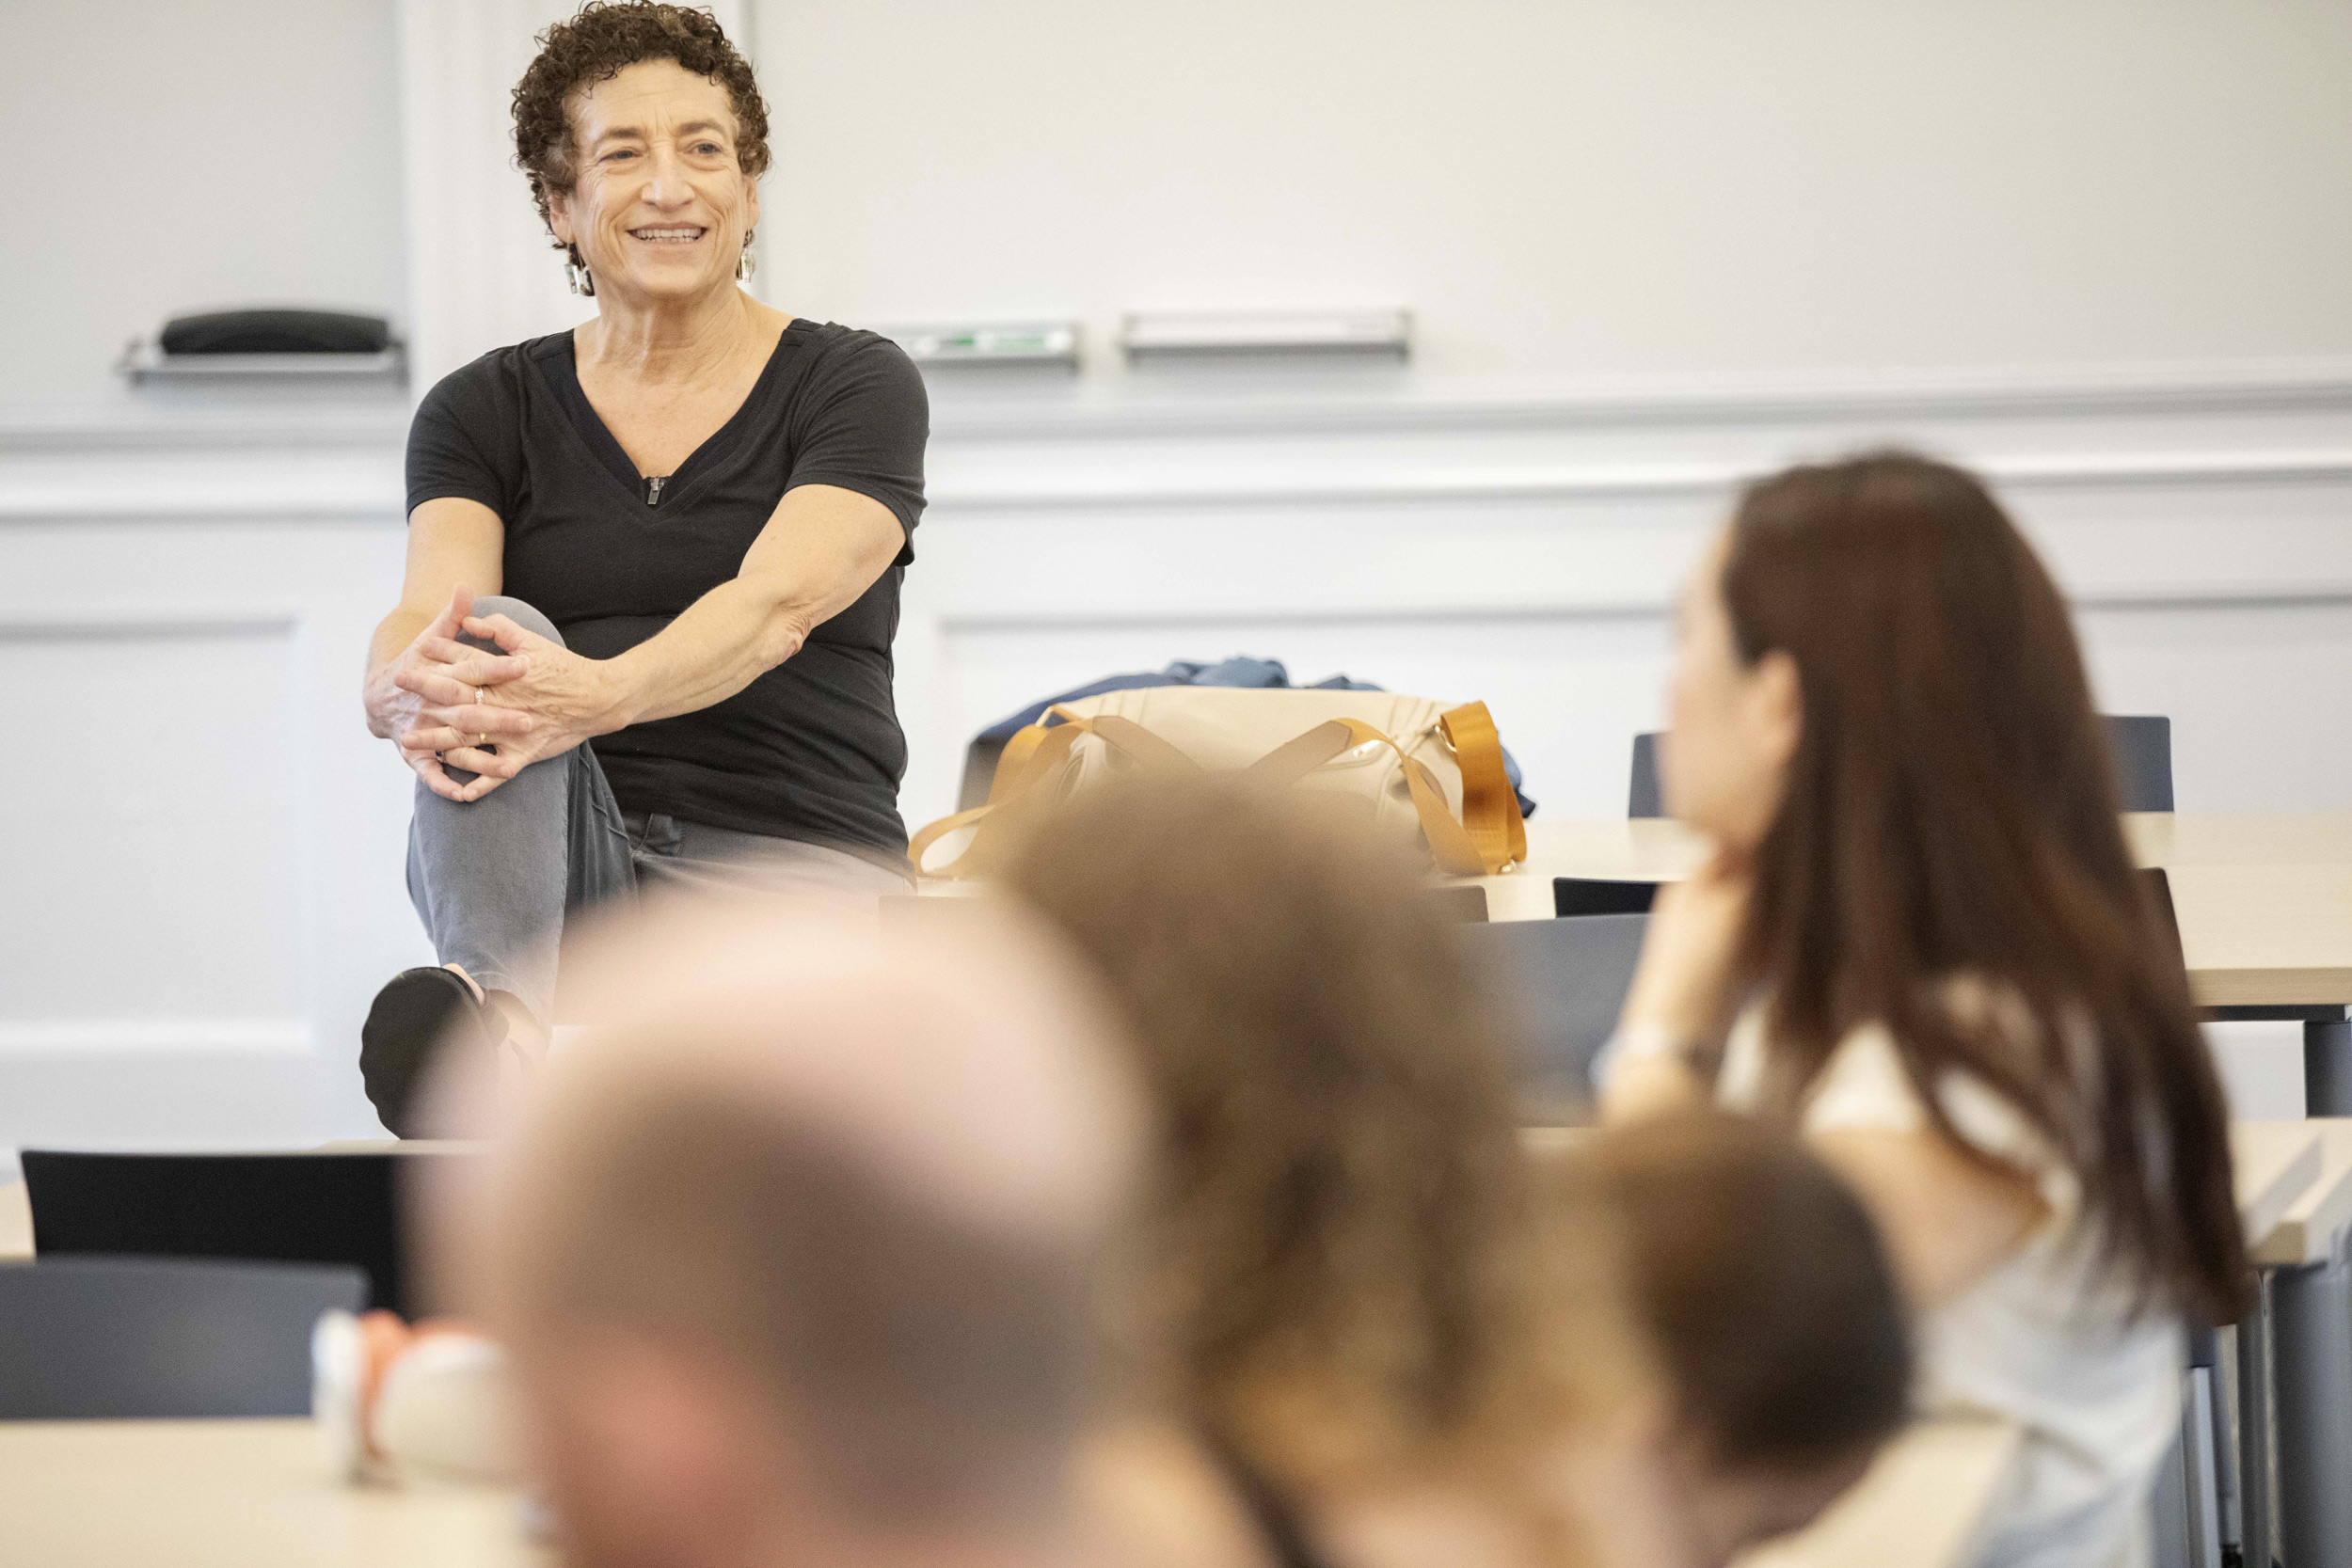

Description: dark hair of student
[1720,451,2249,1323]
[1556,1110,1912,1470]
[1000,777,1635,1490]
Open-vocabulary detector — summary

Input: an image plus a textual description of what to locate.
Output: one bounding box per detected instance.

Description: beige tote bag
[909,686,1527,879]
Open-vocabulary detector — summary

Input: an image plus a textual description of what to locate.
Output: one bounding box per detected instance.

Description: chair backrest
[1626,714,2174,819]
[21,1150,472,1316]
[1628,732,1664,818]
[1459,913,1649,1116]
[2106,716,2175,813]
[1553,878,1657,917]
[0,1256,364,1418]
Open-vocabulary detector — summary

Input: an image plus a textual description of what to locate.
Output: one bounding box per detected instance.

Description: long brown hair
[1721,451,2246,1323]
[1002,778,1634,1488]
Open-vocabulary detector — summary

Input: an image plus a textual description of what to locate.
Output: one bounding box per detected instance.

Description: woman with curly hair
[1004,779,1911,1568]
[358,4,928,1132]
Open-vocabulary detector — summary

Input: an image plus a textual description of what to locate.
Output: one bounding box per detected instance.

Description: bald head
[482,903,1140,1557]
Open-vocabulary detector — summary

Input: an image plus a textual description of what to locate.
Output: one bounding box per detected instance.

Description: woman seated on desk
[356,4,926,1132]
[1599,451,2249,1568]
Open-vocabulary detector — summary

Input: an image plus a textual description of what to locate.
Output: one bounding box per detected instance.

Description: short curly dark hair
[511,3,771,247]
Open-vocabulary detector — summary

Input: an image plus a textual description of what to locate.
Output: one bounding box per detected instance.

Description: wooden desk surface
[2249,1118,2352,1267]
[2,1413,2003,1568]
[0,1179,30,1260]
[0,1419,543,1568]
[1466,812,2352,1007]
[1736,1417,2022,1568]
[2232,1121,2324,1246]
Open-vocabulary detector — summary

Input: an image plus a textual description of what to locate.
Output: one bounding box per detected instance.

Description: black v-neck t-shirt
[404,320,928,865]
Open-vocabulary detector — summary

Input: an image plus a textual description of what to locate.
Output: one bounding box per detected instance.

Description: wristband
[1589,1023,1707,1092]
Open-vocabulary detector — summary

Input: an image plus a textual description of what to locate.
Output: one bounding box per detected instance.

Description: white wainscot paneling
[898,363,2352,828]
[2080,598,2352,812]
[3,362,2349,1168]
[0,618,300,1044]
[0,426,423,1173]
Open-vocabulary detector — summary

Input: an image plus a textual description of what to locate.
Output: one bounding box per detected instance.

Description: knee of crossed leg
[469,595,565,651]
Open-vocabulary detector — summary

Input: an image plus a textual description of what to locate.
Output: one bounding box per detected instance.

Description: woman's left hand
[1619,846,1756,1047]
[390,611,630,801]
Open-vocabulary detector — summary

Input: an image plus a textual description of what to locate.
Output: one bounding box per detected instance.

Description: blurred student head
[475,908,1141,1568]
[1002,777,1636,1504]
[1658,450,2245,1323]
[1541,1111,1911,1566]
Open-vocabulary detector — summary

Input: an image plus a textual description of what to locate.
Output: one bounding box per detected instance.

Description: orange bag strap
[914,709,1091,878]
[1243,715,1506,877]
[986,719,1059,804]
[914,707,1198,878]
[1439,701,1528,873]
[906,802,994,877]
[1085,715,1203,776]
[1241,718,1363,788]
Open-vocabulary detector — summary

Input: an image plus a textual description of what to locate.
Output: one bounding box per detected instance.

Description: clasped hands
[373,587,622,803]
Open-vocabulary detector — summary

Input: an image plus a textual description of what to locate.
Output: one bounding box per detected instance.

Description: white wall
[0,0,408,408]
[1,1,2345,1170]
[754,0,2352,378]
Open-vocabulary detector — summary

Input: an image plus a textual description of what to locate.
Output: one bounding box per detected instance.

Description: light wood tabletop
[0,1418,544,1568]
[1736,1417,2022,1568]
[2248,1118,2352,1267]
[0,1179,29,1260]
[2232,1121,2326,1247]
[1464,812,2352,1009]
[0,1411,2005,1568]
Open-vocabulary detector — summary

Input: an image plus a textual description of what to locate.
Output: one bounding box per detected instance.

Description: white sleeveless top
[1717,1007,2181,1568]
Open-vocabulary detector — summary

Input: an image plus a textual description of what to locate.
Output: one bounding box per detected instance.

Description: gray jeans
[405,596,911,1028]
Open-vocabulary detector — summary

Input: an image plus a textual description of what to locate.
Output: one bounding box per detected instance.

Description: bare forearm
[601,577,813,728]
[371,608,434,678]
[594,488,903,732]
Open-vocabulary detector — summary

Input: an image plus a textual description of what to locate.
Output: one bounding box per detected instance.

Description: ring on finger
[472,687,485,705]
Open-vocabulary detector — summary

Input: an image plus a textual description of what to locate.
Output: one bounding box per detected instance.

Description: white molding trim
[0,409,407,454]
[929,580,2352,633]
[4,446,2347,524]
[924,451,2352,513]
[6,358,2350,448]
[0,499,401,525]
[0,612,299,639]
[0,1021,311,1056]
[920,359,2352,438]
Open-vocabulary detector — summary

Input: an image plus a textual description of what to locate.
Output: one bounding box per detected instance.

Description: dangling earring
[737,228,756,282]
[564,242,596,298]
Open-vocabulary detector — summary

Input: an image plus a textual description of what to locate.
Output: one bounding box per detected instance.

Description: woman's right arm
[363,499,532,799]
[366,498,504,702]
[1598,852,1755,1122]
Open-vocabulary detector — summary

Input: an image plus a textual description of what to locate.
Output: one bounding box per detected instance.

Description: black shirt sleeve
[785,332,929,562]
[405,356,522,520]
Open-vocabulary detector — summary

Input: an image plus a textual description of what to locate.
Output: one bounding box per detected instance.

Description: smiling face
[548,58,759,307]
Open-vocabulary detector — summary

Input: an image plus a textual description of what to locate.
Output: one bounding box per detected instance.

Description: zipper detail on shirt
[644,474,667,506]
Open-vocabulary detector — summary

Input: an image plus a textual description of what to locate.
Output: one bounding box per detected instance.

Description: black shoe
[359,968,507,1138]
